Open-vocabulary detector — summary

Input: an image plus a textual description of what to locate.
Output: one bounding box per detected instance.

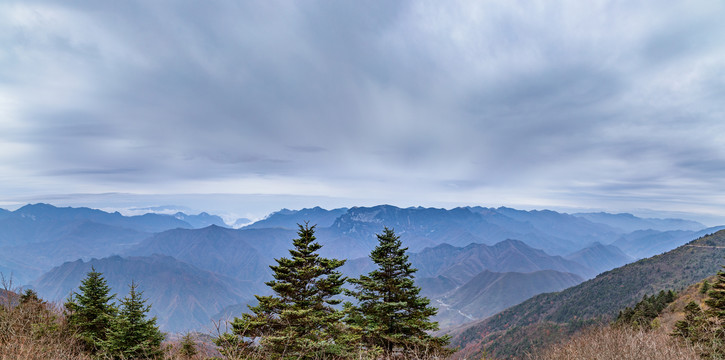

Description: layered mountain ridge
[447,229,725,359]
[0,203,715,333]
[33,254,259,332]
[435,269,583,328]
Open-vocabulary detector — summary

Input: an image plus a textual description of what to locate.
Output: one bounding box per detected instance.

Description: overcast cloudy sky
[1,1,724,223]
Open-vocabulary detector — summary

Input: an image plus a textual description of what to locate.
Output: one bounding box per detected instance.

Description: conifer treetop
[346,227,450,356]
[65,267,117,353]
[705,267,725,318]
[104,280,164,359]
[230,223,350,359]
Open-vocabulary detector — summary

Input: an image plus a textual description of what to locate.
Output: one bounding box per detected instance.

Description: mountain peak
[496,238,528,247]
[200,224,228,232]
[16,203,64,216]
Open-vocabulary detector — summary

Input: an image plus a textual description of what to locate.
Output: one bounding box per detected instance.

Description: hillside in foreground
[447,229,725,359]
[530,272,717,359]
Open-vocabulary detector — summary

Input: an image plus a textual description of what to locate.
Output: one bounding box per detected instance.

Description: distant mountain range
[434,270,583,328]
[33,254,258,332]
[0,221,149,283]
[573,212,705,232]
[415,239,595,282]
[1,203,192,241]
[0,202,718,334]
[241,205,635,256]
[0,204,227,284]
[344,239,593,328]
[411,239,591,328]
[344,239,594,283]
[124,225,294,282]
[172,212,227,228]
[564,242,633,274]
[611,226,725,259]
[447,229,725,359]
[245,206,348,229]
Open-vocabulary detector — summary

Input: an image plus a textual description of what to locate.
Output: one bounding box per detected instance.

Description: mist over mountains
[0,203,718,332]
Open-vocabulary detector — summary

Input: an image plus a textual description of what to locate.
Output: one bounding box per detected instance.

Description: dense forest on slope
[530,274,721,359]
[448,229,725,359]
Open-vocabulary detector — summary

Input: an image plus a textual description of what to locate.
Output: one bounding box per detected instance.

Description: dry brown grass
[0,293,217,360]
[528,325,700,360]
[163,332,221,360]
[0,290,92,360]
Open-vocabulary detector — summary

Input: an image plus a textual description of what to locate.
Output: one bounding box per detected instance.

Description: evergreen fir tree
[616,290,676,330]
[65,267,117,353]
[704,268,725,357]
[673,301,706,342]
[705,268,725,319]
[178,333,198,359]
[104,281,164,359]
[19,289,41,305]
[673,271,725,358]
[230,223,348,359]
[345,227,451,357]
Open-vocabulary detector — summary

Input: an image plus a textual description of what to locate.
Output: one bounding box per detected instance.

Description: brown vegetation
[529,326,700,360]
[0,284,92,360]
[658,276,713,331]
[0,275,214,360]
[523,276,721,360]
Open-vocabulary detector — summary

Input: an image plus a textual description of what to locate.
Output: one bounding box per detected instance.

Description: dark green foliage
[214,332,253,359]
[103,281,164,359]
[345,227,452,357]
[178,333,198,359]
[615,290,676,330]
[701,280,711,294]
[19,289,41,305]
[705,269,725,319]
[672,268,725,359]
[65,267,117,354]
[673,301,707,342]
[229,223,349,359]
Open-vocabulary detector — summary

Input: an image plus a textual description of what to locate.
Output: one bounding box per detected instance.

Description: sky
[1,1,725,224]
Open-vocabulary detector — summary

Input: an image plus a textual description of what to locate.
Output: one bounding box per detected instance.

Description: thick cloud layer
[1,1,724,221]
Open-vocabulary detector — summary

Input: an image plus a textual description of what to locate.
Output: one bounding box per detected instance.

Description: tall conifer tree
[345,227,450,356]
[65,267,117,353]
[103,281,164,359]
[230,223,348,359]
[705,268,725,319]
[673,270,725,357]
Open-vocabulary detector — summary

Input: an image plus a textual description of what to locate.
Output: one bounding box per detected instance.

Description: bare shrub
[162,331,221,360]
[0,276,92,360]
[529,325,700,360]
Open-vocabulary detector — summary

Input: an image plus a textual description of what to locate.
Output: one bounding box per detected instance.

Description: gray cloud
[1,0,725,221]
